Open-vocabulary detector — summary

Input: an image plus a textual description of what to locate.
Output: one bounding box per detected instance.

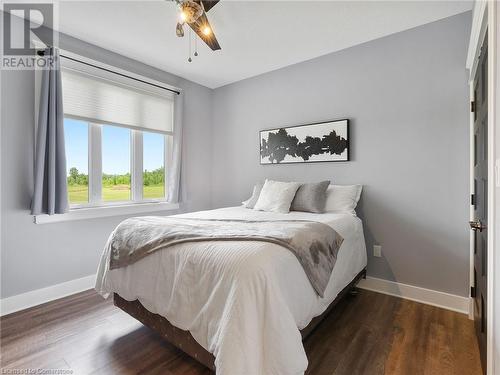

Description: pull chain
[194,36,198,57]
[188,28,192,62]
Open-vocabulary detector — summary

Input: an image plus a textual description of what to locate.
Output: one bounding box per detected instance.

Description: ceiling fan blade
[188,13,221,51]
[200,0,219,13]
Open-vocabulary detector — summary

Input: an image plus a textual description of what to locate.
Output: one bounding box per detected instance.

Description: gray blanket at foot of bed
[107,217,343,297]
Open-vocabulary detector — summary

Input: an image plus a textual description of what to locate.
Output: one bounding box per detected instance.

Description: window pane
[64,118,89,204]
[102,125,131,201]
[143,132,165,199]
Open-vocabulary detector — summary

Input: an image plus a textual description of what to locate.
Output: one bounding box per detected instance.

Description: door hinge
[471,286,476,298]
[471,101,476,113]
[471,194,475,206]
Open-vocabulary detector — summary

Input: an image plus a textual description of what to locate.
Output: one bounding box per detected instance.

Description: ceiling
[55,1,473,89]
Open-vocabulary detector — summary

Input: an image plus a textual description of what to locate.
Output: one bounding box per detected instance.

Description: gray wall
[0,25,213,298]
[211,12,471,296]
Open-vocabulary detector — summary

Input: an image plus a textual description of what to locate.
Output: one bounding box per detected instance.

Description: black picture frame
[259,119,350,165]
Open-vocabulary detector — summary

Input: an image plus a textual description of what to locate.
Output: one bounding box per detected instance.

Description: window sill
[34,201,180,224]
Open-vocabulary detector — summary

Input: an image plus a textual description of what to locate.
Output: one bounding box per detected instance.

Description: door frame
[466,1,498,374]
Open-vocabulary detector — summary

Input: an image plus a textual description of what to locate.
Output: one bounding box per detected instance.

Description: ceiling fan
[173,0,221,52]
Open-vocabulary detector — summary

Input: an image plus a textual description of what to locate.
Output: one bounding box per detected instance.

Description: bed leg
[350,269,366,296]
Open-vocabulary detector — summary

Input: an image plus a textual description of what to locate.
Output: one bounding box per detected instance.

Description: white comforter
[95,206,367,375]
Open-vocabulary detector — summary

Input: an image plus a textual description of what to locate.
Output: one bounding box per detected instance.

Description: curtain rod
[37,49,181,95]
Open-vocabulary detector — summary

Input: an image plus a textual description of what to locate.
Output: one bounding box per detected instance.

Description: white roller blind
[62,69,174,133]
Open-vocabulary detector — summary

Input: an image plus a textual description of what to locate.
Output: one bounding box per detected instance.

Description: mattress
[95,206,367,375]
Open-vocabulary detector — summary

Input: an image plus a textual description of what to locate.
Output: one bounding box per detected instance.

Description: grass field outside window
[68,183,165,203]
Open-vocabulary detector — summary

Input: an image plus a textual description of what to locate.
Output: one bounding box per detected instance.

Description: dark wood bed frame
[114,268,367,371]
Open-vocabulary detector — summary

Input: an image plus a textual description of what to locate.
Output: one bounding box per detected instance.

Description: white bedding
[95,206,367,375]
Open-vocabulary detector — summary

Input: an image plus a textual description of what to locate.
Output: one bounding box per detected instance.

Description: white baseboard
[0,274,96,316]
[358,276,472,316]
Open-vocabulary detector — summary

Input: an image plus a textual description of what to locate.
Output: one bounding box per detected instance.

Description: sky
[143,131,165,172]
[64,118,88,174]
[102,125,130,175]
[64,118,164,176]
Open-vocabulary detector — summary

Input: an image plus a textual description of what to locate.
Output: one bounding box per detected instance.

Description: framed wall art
[260,119,349,164]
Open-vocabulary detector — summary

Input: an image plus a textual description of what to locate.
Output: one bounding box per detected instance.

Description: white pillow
[242,183,264,209]
[324,184,362,214]
[253,179,301,213]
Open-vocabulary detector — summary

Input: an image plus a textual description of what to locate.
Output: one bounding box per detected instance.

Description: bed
[95,206,367,375]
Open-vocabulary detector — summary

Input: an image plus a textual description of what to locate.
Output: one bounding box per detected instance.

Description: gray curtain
[31,48,68,215]
[167,92,184,204]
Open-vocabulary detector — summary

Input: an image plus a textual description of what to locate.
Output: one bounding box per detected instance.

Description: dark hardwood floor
[0,289,482,375]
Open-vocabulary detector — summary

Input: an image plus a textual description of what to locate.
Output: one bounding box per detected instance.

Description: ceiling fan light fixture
[178,1,203,24]
[176,22,185,37]
[202,25,211,36]
[179,11,187,23]
[171,0,222,52]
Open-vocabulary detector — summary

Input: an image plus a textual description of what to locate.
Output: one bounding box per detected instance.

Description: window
[62,62,174,208]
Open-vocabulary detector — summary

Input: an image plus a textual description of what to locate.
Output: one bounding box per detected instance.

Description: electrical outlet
[373,245,382,258]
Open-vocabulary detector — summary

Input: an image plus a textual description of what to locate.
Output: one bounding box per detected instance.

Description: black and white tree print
[260,121,348,164]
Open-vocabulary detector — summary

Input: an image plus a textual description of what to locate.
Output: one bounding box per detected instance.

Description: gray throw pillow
[290,181,330,213]
[242,183,264,209]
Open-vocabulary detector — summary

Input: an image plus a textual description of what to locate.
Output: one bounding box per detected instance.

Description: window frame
[65,116,170,209]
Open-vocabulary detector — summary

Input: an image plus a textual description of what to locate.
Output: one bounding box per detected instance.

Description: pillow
[324,184,363,214]
[290,181,330,213]
[242,183,264,209]
[253,179,301,213]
